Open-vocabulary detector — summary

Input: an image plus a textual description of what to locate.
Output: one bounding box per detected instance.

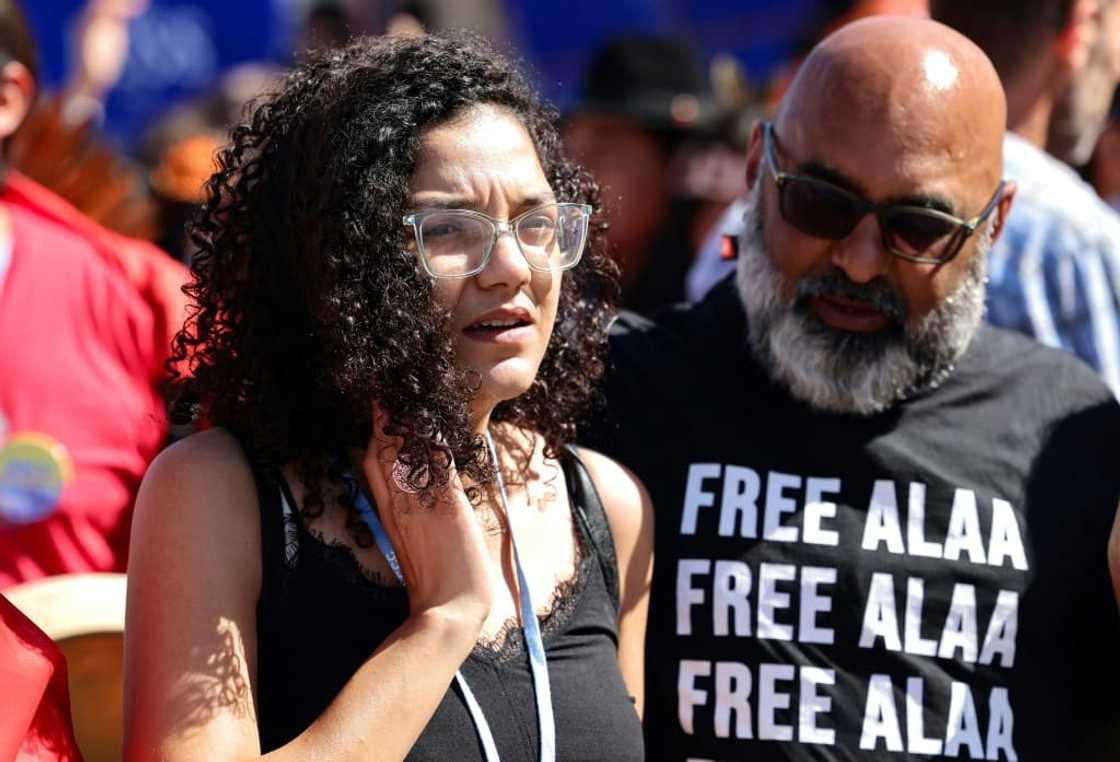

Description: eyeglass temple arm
[963,180,1006,230]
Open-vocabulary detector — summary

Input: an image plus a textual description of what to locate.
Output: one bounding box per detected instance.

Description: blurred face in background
[1049,0,1120,165]
[564,114,672,283]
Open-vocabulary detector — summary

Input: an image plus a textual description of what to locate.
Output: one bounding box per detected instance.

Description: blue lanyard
[344,431,556,762]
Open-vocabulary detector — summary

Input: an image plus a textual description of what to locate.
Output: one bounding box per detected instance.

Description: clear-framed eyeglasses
[403,202,592,279]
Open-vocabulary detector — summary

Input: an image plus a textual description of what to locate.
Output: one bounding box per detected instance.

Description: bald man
[587,17,1120,761]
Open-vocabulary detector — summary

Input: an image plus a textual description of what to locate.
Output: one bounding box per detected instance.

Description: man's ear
[744,120,765,190]
[989,180,1018,244]
[0,60,34,141]
[1054,0,1100,73]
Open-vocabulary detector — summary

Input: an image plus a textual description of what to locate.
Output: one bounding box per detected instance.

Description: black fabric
[586,275,1120,761]
[252,447,643,761]
[624,198,701,317]
[562,447,621,615]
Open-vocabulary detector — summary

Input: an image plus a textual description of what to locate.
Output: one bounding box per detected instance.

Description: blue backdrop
[505,0,826,111]
[22,0,831,149]
[23,0,296,147]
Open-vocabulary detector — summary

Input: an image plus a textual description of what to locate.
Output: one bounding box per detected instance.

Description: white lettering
[799,566,836,645]
[714,661,753,739]
[758,664,795,741]
[718,466,761,538]
[676,560,710,636]
[906,677,943,755]
[681,464,721,535]
[986,687,1018,761]
[944,489,987,564]
[904,578,938,657]
[803,477,841,546]
[938,584,979,663]
[988,499,1029,571]
[798,667,835,745]
[757,563,796,640]
[863,481,906,554]
[944,682,984,758]
[979,591,1019,668]
[907,482,943,559]
[678,660,710,736]
[859,573,902,651]
[860,674,904,752]
[762,472,801,542]
[712,561,752,637]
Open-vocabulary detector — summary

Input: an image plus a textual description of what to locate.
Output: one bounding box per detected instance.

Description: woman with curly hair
[122,32,651,762]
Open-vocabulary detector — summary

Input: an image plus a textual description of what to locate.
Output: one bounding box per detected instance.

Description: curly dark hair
[169,32,618,522]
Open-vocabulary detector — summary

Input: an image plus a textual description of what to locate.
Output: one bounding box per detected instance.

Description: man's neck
[1006,88,1054,150]
[1004,62,1069,151]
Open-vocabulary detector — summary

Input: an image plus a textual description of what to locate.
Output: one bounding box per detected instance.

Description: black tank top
[251,448,645,761]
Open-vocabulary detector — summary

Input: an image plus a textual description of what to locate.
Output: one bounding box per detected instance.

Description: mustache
[792,269,908,324]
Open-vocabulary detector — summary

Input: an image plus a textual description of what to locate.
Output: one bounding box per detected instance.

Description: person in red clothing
[0,0,188,587]
[0,593,82,761]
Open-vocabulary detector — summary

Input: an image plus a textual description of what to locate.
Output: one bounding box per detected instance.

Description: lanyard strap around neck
[485,430,556,762]
[344,433,556,762]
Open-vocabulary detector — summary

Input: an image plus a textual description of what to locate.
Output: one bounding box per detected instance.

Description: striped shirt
[989,132,1120,396]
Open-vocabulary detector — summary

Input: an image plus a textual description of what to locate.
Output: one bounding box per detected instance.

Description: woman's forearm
[261,608,481,762]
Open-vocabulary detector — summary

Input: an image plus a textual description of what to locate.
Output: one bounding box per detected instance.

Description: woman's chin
[473,363,538,407]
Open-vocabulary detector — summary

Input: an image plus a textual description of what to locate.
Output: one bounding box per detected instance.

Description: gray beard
[735,182,991,416]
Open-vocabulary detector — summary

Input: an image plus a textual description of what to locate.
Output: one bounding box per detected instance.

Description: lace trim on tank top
[275,484,593,663]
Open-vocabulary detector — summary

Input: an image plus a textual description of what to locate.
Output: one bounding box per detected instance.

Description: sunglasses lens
[779,178,865,239]
[886,212,958,260]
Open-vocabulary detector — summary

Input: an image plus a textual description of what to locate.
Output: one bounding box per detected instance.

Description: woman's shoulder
[567,446,653,552]
[149,426,252,472]
[134,428,262,549]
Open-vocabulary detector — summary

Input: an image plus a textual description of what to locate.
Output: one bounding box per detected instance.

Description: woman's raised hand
[361,404,495,634]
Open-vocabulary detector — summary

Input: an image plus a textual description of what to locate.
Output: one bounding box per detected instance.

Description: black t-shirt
[587,277,1120,762]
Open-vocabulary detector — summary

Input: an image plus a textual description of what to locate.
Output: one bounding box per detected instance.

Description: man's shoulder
[965,323,1118,414]
[610,277,741,363]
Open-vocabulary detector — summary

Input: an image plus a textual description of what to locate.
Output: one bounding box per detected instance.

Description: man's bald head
[777,16,1007,189]
[739,16,1016,415]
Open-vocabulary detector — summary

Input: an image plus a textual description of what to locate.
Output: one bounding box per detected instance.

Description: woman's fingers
[360,402,494,622]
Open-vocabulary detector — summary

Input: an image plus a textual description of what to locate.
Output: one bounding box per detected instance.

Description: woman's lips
[811,295,893,332]
[462,321,534,344]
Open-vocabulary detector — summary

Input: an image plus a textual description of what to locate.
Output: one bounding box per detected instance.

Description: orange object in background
[0,594,81,762]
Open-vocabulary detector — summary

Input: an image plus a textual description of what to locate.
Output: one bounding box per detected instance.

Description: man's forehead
[774,17,1006,199]
[776,117,994,213]
[776,79,1000,208]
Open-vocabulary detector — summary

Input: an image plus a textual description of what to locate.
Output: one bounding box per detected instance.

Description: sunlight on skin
[923,50,960,92]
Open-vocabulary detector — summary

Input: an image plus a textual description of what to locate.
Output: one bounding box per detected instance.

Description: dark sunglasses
[762,121,1005,265]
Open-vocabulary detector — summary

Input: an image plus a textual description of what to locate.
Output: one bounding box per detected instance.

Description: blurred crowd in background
[2,0,1120,759]
[12,0,935,304]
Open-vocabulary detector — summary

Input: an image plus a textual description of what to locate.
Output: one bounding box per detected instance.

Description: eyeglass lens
[417,204,588,276]
[777,176,960,261]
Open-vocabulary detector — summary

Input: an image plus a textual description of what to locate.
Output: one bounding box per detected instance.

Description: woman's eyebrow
[409,190,558,212]
[512,191,558,210]
[407,195,476,211]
